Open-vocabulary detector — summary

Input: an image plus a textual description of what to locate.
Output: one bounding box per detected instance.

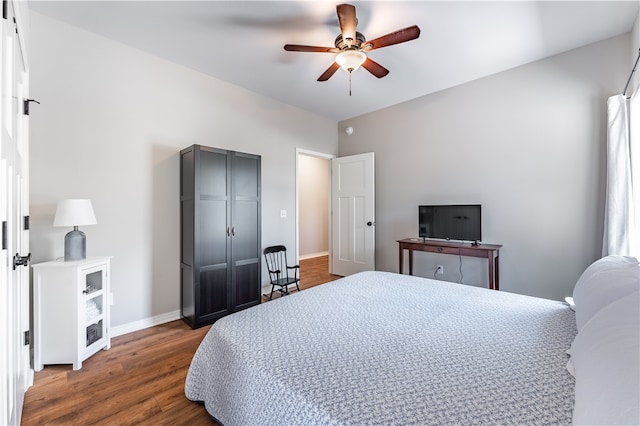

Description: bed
[187,270,583,425]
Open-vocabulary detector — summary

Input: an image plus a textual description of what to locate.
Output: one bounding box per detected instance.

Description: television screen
[418,205,481,242]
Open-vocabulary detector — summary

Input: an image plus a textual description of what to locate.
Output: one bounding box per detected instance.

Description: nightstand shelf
[32,256,112,371]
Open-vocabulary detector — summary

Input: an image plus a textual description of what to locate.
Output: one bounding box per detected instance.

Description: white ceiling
[29,1,639,121]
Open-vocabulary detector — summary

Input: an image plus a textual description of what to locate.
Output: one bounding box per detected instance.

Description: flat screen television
[418,204,482,242]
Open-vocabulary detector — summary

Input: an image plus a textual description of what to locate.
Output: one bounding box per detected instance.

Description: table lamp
[53,199,97,261]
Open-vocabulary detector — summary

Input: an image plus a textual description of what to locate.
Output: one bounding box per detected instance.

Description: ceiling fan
[283,3,420,83]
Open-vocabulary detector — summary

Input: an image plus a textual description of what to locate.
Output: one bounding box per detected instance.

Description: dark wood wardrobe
[180,144,261,328]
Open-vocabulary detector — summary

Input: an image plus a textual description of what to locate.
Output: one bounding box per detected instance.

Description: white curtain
[631,90,640,256]
[603,94,637,257]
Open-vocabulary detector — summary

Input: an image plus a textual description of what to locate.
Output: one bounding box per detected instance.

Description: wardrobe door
[231,152,261,310]
[197,147,231,324]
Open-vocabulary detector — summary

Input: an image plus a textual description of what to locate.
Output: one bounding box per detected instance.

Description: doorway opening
[296,149,338,289]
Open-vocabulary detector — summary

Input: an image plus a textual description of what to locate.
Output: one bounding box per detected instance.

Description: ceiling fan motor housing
[334,32,367,50]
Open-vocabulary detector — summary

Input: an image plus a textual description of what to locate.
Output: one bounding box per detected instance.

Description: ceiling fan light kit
[335,50,366,72]
[283,3,420,93]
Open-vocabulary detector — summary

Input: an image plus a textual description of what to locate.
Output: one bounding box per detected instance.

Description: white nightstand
[32,256,112,371]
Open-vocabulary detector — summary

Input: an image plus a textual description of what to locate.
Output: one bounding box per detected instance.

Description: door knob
[366,221,375,227]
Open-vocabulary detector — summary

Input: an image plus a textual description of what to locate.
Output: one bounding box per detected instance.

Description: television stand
[397,238,502,290]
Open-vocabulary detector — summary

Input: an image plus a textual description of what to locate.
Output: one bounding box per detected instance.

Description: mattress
[185,271,576,425]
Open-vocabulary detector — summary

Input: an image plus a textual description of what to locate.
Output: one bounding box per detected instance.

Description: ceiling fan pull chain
[349,71,352,96]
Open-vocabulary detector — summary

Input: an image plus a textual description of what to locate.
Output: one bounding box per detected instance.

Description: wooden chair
[263,245,300,300]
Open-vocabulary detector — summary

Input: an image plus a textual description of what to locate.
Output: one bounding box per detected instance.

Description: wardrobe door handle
[226,227,231,237]
[231,226,236,236]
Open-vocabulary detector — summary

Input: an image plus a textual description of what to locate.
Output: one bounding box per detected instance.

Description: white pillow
[572,255,639,331]
[571,291,639,425]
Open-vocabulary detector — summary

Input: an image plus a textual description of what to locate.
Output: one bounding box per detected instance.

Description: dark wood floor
[264,253,341,299]
[21,255,340,425]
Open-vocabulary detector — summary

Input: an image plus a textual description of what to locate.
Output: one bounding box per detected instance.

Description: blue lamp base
[64,228,86,261]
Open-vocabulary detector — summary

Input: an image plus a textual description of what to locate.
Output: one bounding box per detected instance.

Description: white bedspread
[186,271,576,425]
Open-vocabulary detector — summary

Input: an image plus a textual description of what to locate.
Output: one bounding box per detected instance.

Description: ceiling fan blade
[362,25,421,51]
[317,62,341,81]
[337,3,357,46]
[362,57,389,78]
[284,44,337,53]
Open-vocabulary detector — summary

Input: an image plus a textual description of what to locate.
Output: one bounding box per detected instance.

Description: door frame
[295,149,376,276]
[295,148,335,273]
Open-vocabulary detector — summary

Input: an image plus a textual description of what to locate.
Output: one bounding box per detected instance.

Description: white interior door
[0,2,31,424]
[331,152,375,276]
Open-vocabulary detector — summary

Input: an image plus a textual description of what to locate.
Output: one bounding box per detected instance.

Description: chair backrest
[263,245,290,282]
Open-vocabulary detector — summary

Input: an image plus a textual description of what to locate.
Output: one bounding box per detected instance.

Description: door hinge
[23,99,40,116]
[24,330,30,346]
[13,252,30,270]
[23,215,29,230]
[1,221,6,250]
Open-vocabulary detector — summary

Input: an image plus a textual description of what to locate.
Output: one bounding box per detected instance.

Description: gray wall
[298,154,330,258]
[28,13,338,331]
[339,34,631,301]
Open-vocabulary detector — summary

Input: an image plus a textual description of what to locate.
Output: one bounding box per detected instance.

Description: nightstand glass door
[82,268,106,353]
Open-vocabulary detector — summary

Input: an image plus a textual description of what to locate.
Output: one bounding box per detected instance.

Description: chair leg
[268,284,275,301]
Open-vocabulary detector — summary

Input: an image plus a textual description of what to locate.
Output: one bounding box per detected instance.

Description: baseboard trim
[110,310,181,338]
[299,251,329,260]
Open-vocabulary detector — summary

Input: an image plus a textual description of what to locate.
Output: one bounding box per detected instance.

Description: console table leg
[409,250,414,275]
[488,254,495,290]
[494,255,500,291]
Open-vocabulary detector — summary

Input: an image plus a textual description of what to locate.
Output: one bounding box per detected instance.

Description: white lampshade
[53,199,97,227]
[335,50,366,72]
